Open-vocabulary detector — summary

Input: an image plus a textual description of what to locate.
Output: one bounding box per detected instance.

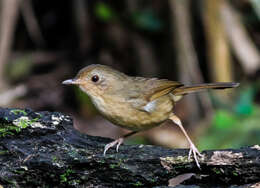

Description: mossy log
[0,108,259,187]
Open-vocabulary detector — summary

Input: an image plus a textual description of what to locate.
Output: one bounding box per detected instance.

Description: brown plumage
[63,64,239,168]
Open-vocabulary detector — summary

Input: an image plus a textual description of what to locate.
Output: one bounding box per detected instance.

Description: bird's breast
[90,95,174,131]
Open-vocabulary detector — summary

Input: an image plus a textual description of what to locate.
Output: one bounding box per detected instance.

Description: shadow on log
[0,108,259,187]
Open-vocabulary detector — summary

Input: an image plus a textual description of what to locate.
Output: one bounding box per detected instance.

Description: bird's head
[62,64,128,98]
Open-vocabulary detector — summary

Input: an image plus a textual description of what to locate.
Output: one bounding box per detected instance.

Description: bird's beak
[62,79,81,85]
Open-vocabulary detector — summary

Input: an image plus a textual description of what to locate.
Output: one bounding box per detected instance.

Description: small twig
[22,154,34,163]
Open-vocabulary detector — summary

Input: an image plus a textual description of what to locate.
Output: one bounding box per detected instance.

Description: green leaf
[94,2,115,22]
[198,105,260,150]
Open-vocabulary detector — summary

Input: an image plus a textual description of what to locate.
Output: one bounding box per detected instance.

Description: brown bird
[62,64,239,168]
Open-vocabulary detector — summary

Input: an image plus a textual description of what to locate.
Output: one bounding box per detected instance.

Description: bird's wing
[128,77,183,113]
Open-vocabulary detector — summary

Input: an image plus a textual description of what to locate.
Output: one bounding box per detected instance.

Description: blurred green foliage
[94,2,162,31]
[198,108,260,150]
[198,85,260,150]
[94,2,116,22]
[2,0,259,151]
[132,10,163,31]
[250,0,260,20]
[7,55,33,82]
[235,86,255,115]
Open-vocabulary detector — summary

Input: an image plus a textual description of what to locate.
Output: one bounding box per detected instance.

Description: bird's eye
[91,75,99,82]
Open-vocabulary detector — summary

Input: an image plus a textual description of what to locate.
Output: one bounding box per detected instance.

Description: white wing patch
[142,100,157,113]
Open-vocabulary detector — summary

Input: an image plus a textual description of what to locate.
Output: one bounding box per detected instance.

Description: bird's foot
[188,142,203,169]
[103,138,124,155]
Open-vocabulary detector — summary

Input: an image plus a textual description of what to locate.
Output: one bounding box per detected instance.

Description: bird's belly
[93,96,174,131]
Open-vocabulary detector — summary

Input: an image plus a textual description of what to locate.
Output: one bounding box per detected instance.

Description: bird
[62,64,239,168]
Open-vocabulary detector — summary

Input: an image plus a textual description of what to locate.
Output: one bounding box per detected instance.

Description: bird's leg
[169,114,203,168]
[103,131,137,155]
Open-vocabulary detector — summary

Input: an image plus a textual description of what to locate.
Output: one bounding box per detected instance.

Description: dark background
[0,0,260,150]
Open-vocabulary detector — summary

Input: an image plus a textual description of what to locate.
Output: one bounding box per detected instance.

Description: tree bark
[0,108,259,187]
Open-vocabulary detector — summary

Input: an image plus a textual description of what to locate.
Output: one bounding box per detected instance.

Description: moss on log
[0,108,259,187]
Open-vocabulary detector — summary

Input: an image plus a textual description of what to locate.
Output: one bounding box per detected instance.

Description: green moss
[109,164,117,169]
[60,169,74,183]
[14,169,25,175]
[109,159,123,169]
[52,156,58,162]
[0,115,40,137]
[0,123,21,137]
[10,109,27,116]
[68,179,81,186]
[212,167,222,175]
[161,156,189,164]
[0,150,8,155]
[14,117,40,128]
[132,181,143,187]
[22,117,39,127]
[15,119,30,129]
[98,159,105,163]
[35,112,43,118]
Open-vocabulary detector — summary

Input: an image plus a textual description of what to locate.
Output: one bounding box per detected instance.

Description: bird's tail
[172,82,239,96]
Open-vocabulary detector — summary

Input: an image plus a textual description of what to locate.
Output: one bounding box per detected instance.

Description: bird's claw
[188,143,203,169]
[103,138,124,156]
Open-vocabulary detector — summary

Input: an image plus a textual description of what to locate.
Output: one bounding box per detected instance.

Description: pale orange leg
[169,114,203,168]
[103,131,137,155]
